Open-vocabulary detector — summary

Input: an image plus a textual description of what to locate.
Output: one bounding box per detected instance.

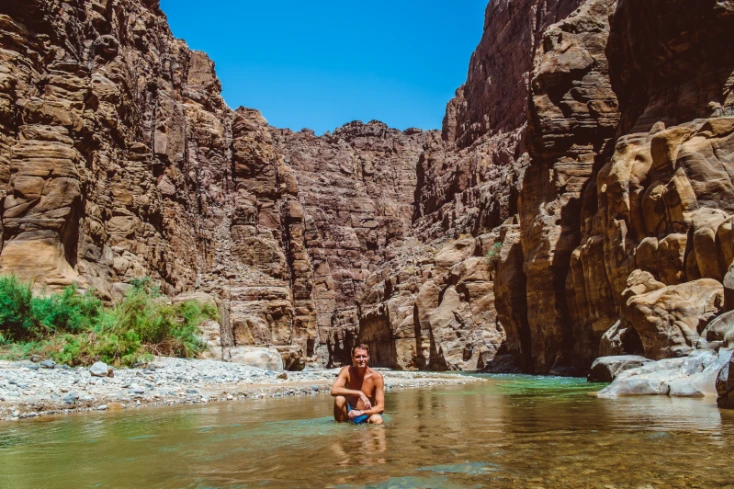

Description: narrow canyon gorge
[2,0,734,401]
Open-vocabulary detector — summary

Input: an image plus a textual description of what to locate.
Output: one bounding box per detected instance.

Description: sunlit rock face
[3,0,734,375]
[270,122,432,366]
[0,0,317,366]
[566,0,734,371]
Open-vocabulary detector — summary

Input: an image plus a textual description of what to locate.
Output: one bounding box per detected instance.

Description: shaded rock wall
[518,0,620,372]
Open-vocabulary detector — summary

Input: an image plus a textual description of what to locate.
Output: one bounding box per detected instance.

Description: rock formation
[3,0,734,382]
[270,122,430,366]
[0,0,317,367]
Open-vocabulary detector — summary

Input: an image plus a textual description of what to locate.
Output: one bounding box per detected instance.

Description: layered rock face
[566,0,734,367]
[417,0,734,377]
[0,0,317,366]
[4,0,734,378]
[271,123,431,365]
[408,0,621,373]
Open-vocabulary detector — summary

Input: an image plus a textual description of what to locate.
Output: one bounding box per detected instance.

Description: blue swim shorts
[347,403,370,424]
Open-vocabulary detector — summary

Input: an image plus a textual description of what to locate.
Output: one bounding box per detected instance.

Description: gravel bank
[0,357,485,421]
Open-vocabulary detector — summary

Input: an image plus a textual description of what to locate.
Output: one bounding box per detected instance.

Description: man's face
[352,348,369,368]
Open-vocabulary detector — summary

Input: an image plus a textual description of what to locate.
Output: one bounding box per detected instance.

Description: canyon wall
[353,0,734,375]
[0,0,318,366]
[271,123,430,365]
[3,0,734,374]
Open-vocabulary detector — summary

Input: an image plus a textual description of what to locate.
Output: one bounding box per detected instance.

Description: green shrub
[0,276,35,340]
[0,276,218,367]
[32,285,103,334]
[485,242,503,264]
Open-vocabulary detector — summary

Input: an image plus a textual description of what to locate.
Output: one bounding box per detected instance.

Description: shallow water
[2,375,734,489]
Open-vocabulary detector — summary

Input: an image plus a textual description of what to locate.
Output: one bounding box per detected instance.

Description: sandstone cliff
[3,0,734,376]
[0,0,318,366]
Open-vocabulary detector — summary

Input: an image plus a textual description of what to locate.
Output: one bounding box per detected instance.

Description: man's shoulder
[367,368,384,381]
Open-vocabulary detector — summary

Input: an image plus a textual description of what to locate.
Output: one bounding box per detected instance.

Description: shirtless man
[330,344,384,425]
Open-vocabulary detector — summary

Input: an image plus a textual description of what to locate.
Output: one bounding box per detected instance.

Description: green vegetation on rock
[485,242,503,265]
[0,277,218,367]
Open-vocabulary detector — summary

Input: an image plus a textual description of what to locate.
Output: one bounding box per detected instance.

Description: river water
[2,375,734,489]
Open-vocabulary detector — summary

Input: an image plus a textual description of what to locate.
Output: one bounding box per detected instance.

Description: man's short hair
[351,343,370,356]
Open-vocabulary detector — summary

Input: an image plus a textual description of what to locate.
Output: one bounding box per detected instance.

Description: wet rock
[40,360,56,369]
[717,356,734,409]
[588,356,653,383]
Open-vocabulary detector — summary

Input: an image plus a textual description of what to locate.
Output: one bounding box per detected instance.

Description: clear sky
[159,0,488,134]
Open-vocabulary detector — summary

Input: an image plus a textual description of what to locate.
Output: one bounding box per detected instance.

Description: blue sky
[159,0,488,134]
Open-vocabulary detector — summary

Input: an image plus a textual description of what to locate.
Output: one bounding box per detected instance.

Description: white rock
[89,362,113,378]
[225,347,284,372]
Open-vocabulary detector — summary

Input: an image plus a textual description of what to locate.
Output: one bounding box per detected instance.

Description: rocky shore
[0,357,484,422]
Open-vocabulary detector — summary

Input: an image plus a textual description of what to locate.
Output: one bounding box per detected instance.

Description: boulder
[623,274,724,359]
[275,345,306,371]
[598,350,732,398]
[226,346,284,372]
[587,355,652,383]
[40,359,56,369]
[89,361,113,378]
[698,310,734,351]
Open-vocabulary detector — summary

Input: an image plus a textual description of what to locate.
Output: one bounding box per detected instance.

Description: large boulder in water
[226,346,284,372]
[597,349,733,398]
[588,355,652,382]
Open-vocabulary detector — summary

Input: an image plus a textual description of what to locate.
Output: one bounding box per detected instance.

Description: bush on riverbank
[0,277,218,367]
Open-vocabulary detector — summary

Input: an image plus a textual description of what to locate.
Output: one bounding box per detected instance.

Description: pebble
[63,392,79,404]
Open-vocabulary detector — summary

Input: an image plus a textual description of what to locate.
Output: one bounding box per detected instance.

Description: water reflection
[1,376,734,488]
[331,426,387,467]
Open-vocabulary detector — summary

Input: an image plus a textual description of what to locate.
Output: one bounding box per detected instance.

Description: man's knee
[334,396,347,408]
[368,414,383,425]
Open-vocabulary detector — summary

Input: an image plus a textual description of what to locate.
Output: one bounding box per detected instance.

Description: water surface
[2,375,734,489]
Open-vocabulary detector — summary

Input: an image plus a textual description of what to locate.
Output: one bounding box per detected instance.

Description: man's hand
[359,392,372,410]
[348,409,362,420]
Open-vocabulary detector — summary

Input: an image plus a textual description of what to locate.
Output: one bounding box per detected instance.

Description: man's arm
[351,374,384,418]
[330,367,372,408]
